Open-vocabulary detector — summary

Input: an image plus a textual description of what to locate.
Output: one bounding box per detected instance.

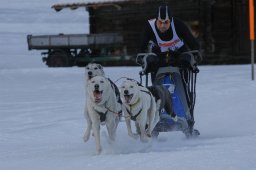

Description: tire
[46,50,71,67]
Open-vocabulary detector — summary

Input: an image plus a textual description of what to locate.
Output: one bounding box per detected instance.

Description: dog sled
[136,50,201,138]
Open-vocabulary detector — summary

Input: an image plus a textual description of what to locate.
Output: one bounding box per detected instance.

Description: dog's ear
[126,78,142,87]
[97,64,105,76]
[97,64,102,69]
[85,63,90,70]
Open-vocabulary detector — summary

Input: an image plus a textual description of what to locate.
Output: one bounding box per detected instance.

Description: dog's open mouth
[93,90,103,103]
[124,94,133,103]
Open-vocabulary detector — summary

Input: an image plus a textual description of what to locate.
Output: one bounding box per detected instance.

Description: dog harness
[96,110,108,122]
[126,108,142,121]
[126,98,143,121]
[148,18,184,52]
[126,90,152,121]
[95,107,122,123]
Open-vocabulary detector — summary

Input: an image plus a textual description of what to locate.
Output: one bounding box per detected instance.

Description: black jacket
[140,17,200,54]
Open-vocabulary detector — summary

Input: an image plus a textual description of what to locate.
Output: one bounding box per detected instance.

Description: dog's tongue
[124,95,131,103]
[93,91,102,102]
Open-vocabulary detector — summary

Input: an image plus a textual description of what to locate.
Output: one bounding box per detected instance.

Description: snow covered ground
[1,65,256,170]
[1,1,256,170]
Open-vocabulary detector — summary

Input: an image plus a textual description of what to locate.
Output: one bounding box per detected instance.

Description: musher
[138,4,202,137]
[139,4,201,83]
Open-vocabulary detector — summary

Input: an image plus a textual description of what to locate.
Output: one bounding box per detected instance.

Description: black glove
[151,45,161,54]
[144,54,159,73]
[194,52,203,63]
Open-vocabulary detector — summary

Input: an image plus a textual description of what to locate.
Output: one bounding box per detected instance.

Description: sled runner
[136,50,201,138]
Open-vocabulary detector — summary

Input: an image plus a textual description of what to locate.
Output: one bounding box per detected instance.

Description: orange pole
[249,0,255,40]
[249,0,255,80]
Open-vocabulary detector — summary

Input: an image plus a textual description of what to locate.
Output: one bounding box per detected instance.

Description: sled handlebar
[180,50,202,63]
[136,50,201,75]
[136,50,202,64]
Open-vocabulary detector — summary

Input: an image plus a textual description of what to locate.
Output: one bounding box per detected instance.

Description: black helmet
[157,5,172,21]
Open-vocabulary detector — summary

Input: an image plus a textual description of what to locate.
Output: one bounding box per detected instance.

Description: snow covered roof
[52,0,134,12]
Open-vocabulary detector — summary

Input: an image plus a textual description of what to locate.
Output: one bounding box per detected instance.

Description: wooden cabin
[52,0,251,64]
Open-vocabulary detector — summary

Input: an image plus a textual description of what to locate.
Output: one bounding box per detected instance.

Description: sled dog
[85,63,122,107]
[85,63,105,80]
[147,85,177,120]
[83,76,120,154]
[84,63,105,147]
[120,79,160,142]
[84,62,122,120]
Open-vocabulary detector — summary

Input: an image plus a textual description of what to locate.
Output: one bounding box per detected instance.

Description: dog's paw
[128,133,139,140]
[96,148,102,155]
[100,121,106,125]
[140,136,150,143]
[146,133,152,138]
[145,127,153,137]
[83,133,90,142]
[136,129,141,135]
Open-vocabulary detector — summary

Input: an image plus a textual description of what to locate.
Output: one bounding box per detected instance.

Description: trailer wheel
[46,50,70,67]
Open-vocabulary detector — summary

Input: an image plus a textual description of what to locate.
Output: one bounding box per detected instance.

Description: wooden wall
[87,0,250,64]
[206,0,250,64]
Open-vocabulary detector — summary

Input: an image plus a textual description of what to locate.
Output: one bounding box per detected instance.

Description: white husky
[120,79,160,142]
[84,63,122,109]
[84,76,120,154]
[83,63,105,149]
[85,63,105,80]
